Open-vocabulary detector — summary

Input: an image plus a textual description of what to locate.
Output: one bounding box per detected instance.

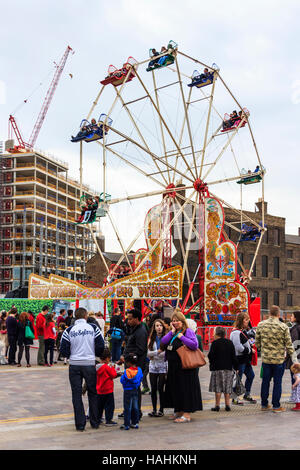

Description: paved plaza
[0,346,299,451]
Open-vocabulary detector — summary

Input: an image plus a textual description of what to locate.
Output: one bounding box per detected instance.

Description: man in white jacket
[60,307,104,431]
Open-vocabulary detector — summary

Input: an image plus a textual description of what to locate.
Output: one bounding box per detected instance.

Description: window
[262,255,268,277]
[274,291,279,305]
[273,257,280,278]
[262,290,268,309]
[287,250,293,259]
[274,228,280,246]
[287,270,293,281]
[263,229,268,244]
[287,294,293,307]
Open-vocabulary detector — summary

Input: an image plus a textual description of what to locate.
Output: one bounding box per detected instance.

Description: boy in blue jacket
[120,353,143,430]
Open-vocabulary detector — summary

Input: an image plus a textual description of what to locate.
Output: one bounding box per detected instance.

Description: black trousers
[44,338,55,365]
[69,365,99,429]
[98,393,115,423]
[150,373,166,412]
[18,345,30,365]
[8,335,17,364]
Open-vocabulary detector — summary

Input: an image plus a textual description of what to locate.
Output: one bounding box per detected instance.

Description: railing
[260,309,294,322]
[197,326,234,352]
[16,163,35,169]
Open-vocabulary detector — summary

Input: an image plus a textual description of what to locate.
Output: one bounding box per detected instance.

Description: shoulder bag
[177,344,206,369]
[25,321,35,340]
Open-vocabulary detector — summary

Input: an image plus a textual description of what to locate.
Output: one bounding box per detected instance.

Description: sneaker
[232,399,244,406]
[272,407,286,413]
[243,395,257,404]
[118,412,124,418]
[261,405,272,411]
[141,387,150,395]
[105,421,117,426]
[130,424,139,429]
[286,398,295,403]
[120,425,130,430]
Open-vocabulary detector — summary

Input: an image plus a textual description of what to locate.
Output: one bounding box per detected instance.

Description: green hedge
[0,299,55,316]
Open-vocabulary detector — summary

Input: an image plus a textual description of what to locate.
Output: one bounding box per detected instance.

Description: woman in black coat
[17,312,34,367]
[208,326,238,412]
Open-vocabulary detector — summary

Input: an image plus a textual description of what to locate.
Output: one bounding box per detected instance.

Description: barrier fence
[197,326,234,352]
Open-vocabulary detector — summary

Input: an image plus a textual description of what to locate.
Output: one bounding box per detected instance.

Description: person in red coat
[36,306,49,366]
[96,348,121,426]
[44,313,57,366]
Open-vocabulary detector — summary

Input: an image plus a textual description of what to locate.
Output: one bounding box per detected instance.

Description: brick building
[224,200,300,310]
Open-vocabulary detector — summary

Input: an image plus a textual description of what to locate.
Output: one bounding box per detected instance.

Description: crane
[8,45,74,152]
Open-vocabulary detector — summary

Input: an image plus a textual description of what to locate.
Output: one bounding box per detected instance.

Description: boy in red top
[36,305,49,366]
[96,348,121,426]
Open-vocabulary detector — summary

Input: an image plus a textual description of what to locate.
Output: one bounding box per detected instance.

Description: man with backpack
[105,307,125,363]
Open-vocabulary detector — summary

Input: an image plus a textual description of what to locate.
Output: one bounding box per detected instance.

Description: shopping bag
[232,371,246,396]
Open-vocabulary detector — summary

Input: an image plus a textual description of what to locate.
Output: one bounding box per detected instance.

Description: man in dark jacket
[119,309,148,419]
[6,307,18,365]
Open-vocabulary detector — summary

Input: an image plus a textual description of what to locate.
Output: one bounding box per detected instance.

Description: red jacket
[96,363,117,395]
[44,321,56,340]
[36,313,46,336]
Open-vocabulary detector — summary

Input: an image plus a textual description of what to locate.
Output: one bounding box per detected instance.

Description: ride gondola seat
[146,41,178,72]
[188,70,215,88]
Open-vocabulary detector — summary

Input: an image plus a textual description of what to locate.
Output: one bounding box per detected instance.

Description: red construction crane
[8,45,74,152]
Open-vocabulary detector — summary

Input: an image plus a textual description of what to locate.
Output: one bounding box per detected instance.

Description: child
[120,353,143,430]
[44,313,57,366]
[96,348,121,426]
[291,363,300,411]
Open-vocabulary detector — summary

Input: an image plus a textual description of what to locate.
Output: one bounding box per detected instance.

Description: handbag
[232,371,246,396]
[25,322,35,340]
[177,344,206,369]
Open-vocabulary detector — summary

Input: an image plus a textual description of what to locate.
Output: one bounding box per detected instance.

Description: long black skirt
[164,354,203,413]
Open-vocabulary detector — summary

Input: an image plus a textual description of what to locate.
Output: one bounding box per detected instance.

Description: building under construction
[0,149,96,295]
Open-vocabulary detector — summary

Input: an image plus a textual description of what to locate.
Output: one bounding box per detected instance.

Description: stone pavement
[0,347,299,450]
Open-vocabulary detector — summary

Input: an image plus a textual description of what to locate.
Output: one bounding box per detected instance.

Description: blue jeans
[261,362,285,409]
[238,362,255,394]
[111,340,122,362]
[123,389,139,427]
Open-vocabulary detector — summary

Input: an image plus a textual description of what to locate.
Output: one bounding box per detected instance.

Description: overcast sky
[1,0,300,252]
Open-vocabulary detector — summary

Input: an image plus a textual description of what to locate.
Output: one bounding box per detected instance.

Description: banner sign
[28,267,183,300]
[77,266,183,300]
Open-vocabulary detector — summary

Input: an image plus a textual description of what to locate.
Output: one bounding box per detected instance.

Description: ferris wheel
[71,40,266,316]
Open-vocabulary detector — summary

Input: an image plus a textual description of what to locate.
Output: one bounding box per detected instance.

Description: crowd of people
[1,303,300,432]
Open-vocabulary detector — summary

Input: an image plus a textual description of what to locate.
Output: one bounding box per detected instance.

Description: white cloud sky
[1,0,300,253]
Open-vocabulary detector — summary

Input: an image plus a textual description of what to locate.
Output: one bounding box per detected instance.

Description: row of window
[238,254,297,280]
[260,291,294,309]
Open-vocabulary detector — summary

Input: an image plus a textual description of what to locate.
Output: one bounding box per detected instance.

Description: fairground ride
[71,41,266,324]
